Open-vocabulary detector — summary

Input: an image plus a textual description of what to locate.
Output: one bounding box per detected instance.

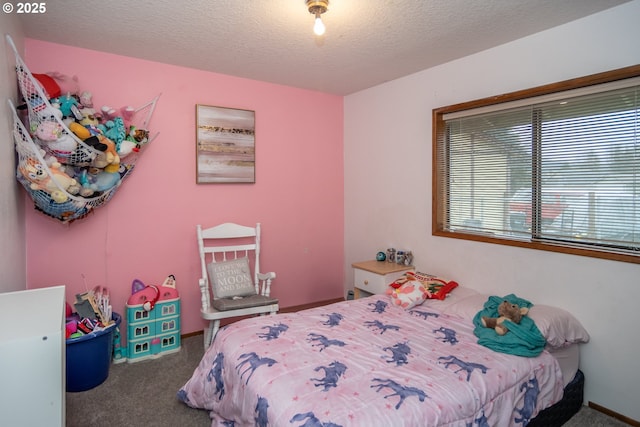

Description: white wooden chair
[197,222,279,348]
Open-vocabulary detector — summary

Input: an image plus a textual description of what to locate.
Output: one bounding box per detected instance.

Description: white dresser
[352,260,414,298]
[0,286,66,427]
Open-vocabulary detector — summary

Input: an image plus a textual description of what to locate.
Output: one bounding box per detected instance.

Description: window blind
[436,80,640,255]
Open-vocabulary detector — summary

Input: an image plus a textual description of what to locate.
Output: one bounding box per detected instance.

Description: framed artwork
[196,104,255,183]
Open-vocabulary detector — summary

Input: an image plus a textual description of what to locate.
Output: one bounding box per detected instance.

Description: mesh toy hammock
[6,35,160,223]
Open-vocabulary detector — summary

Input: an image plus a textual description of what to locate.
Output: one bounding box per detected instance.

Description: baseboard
[181,330,204,339]
[279,297,344,313]
[181,297,345,339]
[589,401,639,426]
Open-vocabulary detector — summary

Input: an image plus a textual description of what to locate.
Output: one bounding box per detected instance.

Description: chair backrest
[197,222,262,299]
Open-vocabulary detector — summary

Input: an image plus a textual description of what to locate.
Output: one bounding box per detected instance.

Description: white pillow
[207,257,256,299]
[427,287,485,317]
[528,305,590,348]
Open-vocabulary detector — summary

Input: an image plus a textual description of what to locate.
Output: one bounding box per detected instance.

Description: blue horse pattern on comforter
[179,296,563,426]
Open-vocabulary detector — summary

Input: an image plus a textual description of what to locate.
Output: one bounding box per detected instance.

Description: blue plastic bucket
[66,313,121,392]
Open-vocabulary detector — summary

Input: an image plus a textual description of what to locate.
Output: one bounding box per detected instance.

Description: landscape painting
[196,105,255,183]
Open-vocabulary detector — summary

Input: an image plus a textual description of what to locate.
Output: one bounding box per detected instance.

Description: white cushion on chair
[207,257,256,299]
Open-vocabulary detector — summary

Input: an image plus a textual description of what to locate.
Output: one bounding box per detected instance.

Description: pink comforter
[179,296,563,426]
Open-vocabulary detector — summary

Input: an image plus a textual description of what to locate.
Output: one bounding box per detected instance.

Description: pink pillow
[386,280,429,309]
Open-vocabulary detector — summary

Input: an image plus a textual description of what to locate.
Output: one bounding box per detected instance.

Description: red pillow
[33,73,61,99]
[407,271,458,300]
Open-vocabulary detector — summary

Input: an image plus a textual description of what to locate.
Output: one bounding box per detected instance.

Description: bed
[178,285,589,426]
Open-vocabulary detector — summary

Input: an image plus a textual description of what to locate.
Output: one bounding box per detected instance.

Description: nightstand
[352,260,414,299]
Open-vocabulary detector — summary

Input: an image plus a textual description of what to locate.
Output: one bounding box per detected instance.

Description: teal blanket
[472,294,546,357]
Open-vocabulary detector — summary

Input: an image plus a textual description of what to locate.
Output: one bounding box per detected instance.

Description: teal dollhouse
[125,297,180,362]
[124,278,181,362]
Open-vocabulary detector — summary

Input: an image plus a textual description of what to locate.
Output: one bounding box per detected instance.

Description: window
[433,65,640,264]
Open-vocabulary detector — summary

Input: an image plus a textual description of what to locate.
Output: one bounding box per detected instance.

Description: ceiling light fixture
[306,0,329,36]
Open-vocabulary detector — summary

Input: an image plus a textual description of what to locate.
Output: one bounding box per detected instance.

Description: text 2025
[17,2,46,13]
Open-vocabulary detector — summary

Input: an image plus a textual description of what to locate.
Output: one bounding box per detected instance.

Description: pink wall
[23,39,344,338]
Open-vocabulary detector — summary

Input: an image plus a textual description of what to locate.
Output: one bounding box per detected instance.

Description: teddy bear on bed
[481,300,529,336]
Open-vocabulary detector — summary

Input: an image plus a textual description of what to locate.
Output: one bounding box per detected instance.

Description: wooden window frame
[432,64,640,264]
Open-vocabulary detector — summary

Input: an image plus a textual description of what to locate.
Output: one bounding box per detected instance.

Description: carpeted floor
[66,334,211,426]
[66,334,629,427]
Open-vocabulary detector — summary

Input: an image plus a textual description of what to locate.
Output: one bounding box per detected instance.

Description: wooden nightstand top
[352,260,414,275]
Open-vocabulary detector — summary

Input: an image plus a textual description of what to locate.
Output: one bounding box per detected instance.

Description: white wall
[0,18,27,293]
[345,0,640,421]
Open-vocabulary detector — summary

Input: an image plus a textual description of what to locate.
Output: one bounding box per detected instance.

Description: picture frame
[196,104,255,183]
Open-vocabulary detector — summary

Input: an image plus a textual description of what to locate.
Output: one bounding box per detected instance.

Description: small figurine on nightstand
[404,251,413,266]
[386,248,396,263]
[376,251,386,261]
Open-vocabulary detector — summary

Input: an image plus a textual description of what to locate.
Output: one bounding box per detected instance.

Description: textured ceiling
[17,0,630,95]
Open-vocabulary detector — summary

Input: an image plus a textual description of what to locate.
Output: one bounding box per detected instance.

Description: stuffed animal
[46,72,80,97]
[76,108,103,139]
[98,117,126,146]
[35,120,64,141]
[79,91,93,108]
[78,107,99,127]
[68,122,91,140]
[81,165,121,193]
[127,126,149,145]
[120,106,135,126]
[117,139,139,159]
[19,157,80,203]
[46,133,78,159]
[101,105,136,126]
[33,73,62,99]
[51,94,81,119]
[100,105,118,121]
[386,280,430,309]
[84,134,120,169]
[481,300,529,336]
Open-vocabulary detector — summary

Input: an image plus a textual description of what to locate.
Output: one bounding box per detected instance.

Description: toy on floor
[125,275,181,363]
